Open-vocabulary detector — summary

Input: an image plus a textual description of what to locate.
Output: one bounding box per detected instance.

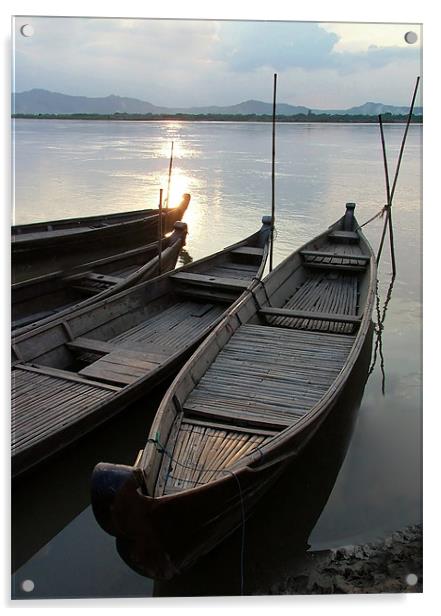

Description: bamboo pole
[270,73,277,272]
[376,115,393,266]
[158,188,163,274]
[166,141,174,210]
[376,76,420,273]
[389,76,420,204]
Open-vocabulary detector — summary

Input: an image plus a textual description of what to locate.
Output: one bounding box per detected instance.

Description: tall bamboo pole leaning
[158,188,163,275]
[376,115,393,268]
[376,76,420,273]
[270,73,277,272]
[166,141,174,210]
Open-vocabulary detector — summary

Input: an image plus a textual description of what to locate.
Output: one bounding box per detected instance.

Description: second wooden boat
[12,193,190,283]
[11,216,272,478]
[91,203,377,580]
[12,222,188,333]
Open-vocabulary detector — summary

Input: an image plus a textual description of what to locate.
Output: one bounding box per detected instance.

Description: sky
[13,16,422,111]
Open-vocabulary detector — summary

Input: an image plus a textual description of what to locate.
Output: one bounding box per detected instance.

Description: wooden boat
[12,222,188,333]
[11,216,272,478]
[153,327,373,596]
[91,203,377,580]
[12,193,190,283]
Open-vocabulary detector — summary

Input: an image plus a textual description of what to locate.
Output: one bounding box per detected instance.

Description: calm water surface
[11,120,422,598]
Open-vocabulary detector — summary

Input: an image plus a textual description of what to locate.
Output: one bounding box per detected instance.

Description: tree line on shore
[12,112,423,123]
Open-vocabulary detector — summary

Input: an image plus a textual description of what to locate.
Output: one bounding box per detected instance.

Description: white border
[2,1,437,614]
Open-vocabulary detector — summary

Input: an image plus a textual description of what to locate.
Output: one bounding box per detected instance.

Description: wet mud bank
[267,524,422,595]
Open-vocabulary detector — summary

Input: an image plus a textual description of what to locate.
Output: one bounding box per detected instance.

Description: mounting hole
[21,579,35,593]
[20,24,34,37]
[406,573,418,586]
[404,31,417,44]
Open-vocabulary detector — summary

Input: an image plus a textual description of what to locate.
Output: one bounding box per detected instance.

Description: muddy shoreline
[266,524,422,595]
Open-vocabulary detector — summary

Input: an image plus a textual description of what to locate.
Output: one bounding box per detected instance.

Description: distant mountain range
[12,89,423,117]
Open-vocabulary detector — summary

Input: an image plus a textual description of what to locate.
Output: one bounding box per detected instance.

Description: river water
[11,119,422,598]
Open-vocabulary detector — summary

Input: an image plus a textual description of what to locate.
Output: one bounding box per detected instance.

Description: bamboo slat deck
[163,423,268,494]
[110,302,226,349]
[162,324,355,494]
[11,366,120,459]
[265,272,359,334]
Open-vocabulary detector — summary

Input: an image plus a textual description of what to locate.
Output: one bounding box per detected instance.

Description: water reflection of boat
[91,203,377,581]
[153,324,373,596]
[12,194,190,283]
[12,222,188,332]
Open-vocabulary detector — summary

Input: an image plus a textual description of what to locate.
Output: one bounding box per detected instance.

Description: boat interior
[12,232,184,331]
[144,210,375,497]
[11,230,268,469]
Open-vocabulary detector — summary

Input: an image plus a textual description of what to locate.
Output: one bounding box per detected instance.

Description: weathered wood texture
[162,324,354,493]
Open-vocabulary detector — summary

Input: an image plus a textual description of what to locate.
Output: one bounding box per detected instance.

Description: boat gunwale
[11,194,191,238]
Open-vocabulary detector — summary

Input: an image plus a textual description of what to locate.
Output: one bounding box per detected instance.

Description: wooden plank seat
[67,337,173,362]
[184,401,291,431]
[300,250,370,262]
[184,416,278,437]
[171,271,250,289]
[231,246,264,257]
[12,363,122,389]
[300,249,369,272]
[259,307,361,324]
[176,287,240,304]
[67,337,174,386]
[67,272,124,295]
[328,230,359,243]
[304,263,366,272]
[78,349,162,386]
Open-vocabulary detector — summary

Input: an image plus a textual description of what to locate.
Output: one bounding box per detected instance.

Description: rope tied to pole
[355,205,388,231]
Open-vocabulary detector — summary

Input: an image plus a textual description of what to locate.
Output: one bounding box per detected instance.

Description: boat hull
[12,194,190,283]
[12,223,188,333]
[92,323,373,580]
[91,204,377,580]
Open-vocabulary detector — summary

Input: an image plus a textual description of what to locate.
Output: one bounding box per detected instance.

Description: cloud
[13,17,221,102]
[329,44,421,75]
[12,17,421,108]
[215,21,420,75]
[215,21,340,71]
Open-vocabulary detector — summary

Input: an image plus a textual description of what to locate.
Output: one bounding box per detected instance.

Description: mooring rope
[145,435,247,595]
[354,205,387,231]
